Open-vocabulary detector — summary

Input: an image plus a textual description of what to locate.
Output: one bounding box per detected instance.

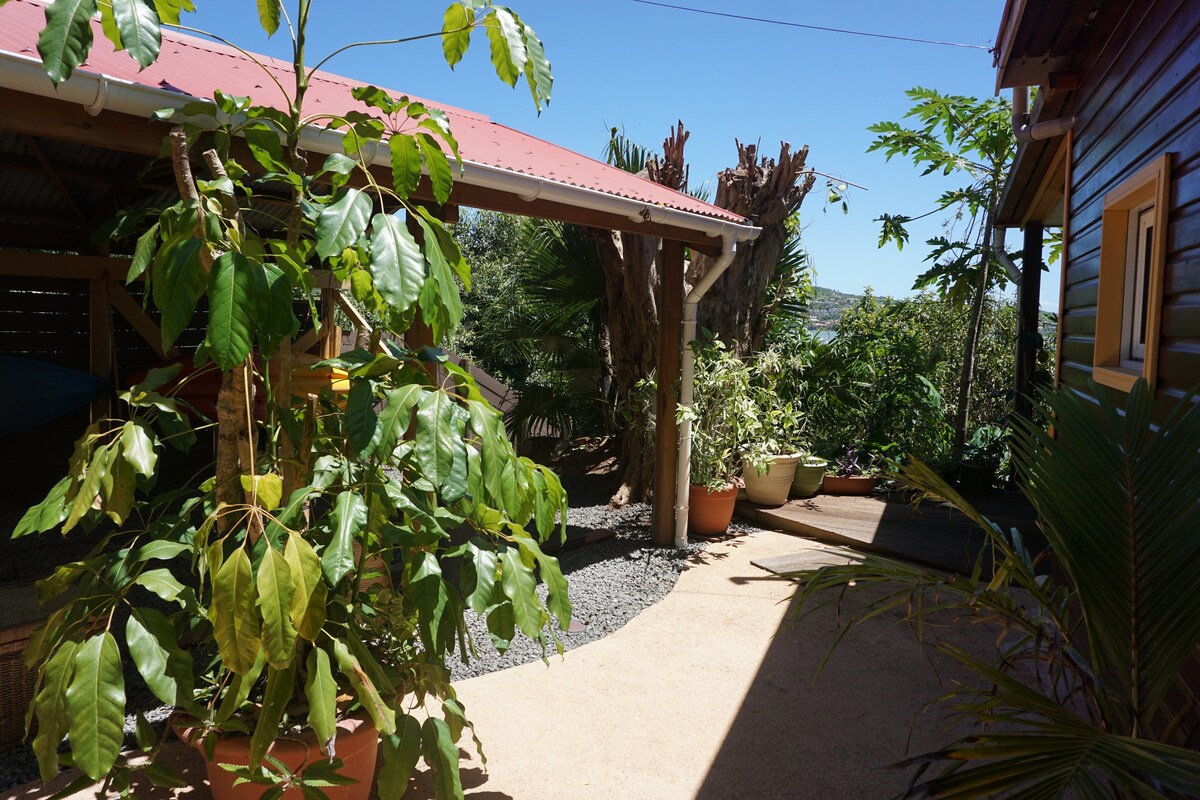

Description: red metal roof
[0,0,745,224]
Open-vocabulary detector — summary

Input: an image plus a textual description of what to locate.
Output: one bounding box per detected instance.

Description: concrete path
[9,529,1000,800]
[404,530,998,800]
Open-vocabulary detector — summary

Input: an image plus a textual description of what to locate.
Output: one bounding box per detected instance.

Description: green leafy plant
[960,424,1008,469]
[678,335,755,491]
[742,348,807,476]
[790,380,1200,797]
[11,2,566,798]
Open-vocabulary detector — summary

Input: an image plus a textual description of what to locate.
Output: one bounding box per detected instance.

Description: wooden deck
[736,491,1041,575]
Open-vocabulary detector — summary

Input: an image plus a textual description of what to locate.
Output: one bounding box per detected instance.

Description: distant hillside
[808,286,862,328]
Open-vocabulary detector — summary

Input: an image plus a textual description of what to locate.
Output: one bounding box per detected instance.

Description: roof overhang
[0,0,760,255]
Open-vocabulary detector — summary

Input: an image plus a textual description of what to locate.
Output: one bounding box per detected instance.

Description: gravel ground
[0,500,757,793]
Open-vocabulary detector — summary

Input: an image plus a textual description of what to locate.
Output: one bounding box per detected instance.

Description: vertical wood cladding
[1060,0,1200,414]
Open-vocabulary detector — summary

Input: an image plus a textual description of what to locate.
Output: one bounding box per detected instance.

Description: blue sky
[187,1,1053,305]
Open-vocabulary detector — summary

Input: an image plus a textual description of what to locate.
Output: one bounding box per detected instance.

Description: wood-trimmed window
[1093,154,1171,392]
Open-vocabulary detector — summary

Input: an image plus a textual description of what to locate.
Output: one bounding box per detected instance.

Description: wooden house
[993,0,1200,415]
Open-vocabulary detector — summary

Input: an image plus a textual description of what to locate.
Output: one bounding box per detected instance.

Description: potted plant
[11,5,563,799]
[790,454,829,497]
[822,445,878,495]
[680,337,755,535]
[740,352,805,506]
[958,424,1008,494]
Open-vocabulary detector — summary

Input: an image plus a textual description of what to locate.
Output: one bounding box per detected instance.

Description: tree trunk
[693,141,816,355]
[952,223,994,454]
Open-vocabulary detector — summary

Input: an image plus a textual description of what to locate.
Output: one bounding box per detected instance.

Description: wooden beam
[23,135,88,225]
[0,152,116,183]
[89,278,114,420]
[0,252,131,280]
[110,282,176,359]
[652,240,685,547]
[0,204,81,225]
[1015,221,1044,422]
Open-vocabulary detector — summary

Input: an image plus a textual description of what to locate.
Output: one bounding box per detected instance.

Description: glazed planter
[790,459,829,498]
[688,483,739,535]
[822,474,877,495]
[184,714,378,800]
[742,453,803,506]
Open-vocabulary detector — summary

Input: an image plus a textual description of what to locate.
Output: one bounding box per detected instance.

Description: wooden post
[89,277,113,421]
[1015,222,1044,421]
[653,240,684,547]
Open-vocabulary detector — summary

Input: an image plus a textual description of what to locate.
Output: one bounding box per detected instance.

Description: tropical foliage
[453,212,609,446]
[11,2,569,798]
[869,87,1019,451]
[790,380,1200,798]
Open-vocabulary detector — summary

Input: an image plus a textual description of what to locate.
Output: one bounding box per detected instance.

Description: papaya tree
[869,87,1017,452]
[11,2,569,798]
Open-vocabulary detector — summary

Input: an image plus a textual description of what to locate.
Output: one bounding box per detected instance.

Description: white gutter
[672,228,752,548]
[993,227,1022,284]
[0,50,760,245]
[1011,86,1074,142]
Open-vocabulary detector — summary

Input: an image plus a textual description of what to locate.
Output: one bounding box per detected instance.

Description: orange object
[687,483,738,536]
[184,714,378,799]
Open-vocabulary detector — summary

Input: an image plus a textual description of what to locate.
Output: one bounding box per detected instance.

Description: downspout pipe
[1011,86,1075,142]
[993,226,1022,284]
[673,226,753,549]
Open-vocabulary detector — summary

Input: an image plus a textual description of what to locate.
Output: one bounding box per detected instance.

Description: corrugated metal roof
[0,0,745,224]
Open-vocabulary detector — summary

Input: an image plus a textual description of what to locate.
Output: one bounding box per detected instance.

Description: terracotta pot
[741,453,803,506]
[184,714,378,800]
[822,474,877,495]
[688,483,738,535]
[789,460,828,497]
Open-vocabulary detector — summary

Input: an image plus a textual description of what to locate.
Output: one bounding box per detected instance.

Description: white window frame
[1120,202,1155,367]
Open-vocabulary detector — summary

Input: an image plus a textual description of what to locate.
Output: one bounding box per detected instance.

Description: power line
[631,0,992,51]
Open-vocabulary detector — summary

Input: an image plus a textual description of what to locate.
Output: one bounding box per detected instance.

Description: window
[1093,154,1171,393]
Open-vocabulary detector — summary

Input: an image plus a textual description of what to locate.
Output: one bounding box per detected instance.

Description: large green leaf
[14,475,72,538]
[483,7,525,88]
[304,648,337,746]
[522,20,553,111]
[421,717,463,800]
[322,491,367,586]
[38,0,97,84]
[121,419,157,477]
[418,134,454,206]
[125,608,192,707]
[414,389,469,499]
[499,547,542,639]
[31,640,79,785]
[248,661,295,768]
[409,551,450,654]
[110,0,160,68]
[374,384,425,460]
[65,632,125,781]
[441,2,472,67]
[345,379,381,458]
[388,134,423,200]
[331,639,395,735]
[153,238,205,352]
[134,568,185,605]
[378,713,423,798]
[253,261,299,357]
[205,251,257,371]
[126,221,159,283]
[462,541,498,616]
[368,214,424,316]
[254,0,279,35]
[210,547,261,675]
[257,545,296,668]
[284,531,326,640]
[315,188,372,260]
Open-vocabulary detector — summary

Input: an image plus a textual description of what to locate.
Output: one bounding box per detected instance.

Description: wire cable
[631,0,992,51]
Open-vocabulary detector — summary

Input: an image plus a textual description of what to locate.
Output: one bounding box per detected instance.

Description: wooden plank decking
[737,491,1041,575]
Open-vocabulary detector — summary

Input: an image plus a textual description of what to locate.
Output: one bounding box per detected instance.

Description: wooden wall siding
[1059,0,1200,415]
[0,277,90,370]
